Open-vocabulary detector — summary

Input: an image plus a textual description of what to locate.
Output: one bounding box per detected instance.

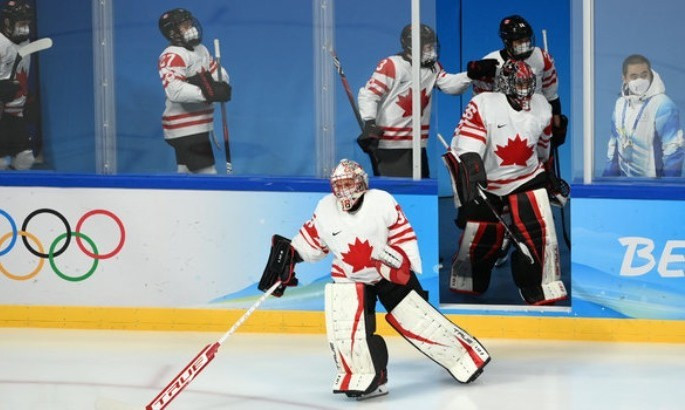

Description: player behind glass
[0,0,34,170]
[158,8,231,174]
[357,24,497,178]
[444,60,567,305]
[258,158,490,400]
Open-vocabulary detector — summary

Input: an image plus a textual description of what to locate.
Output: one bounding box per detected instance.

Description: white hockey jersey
[158,44,229,139]
[451,92,552,196]
[358,55,471,149]
[291,189,422,285]
[472,48,559,103]
[0,34,29,117]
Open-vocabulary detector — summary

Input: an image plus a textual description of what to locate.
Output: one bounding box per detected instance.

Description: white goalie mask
[330,159,369,212]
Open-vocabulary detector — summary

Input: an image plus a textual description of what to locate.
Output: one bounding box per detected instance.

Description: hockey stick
[542,29,571,249]
[328,48,381,176]
[213,39,232,174]
[145,281,282,410]
[9,37,53,81]
[437,133,535,264]
[1,38,53,119]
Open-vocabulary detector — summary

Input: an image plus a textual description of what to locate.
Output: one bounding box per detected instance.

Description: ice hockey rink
[1,328,684,410]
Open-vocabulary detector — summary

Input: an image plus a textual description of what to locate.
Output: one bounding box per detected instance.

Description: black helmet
[499,15,535,60]
[400,23,439,68]
[159,8,202,49]
[1,0,33,43]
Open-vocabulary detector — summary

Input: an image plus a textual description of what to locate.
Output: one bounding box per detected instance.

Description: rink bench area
[1,173,685,343]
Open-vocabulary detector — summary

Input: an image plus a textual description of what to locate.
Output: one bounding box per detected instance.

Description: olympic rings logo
[0,208,125,282]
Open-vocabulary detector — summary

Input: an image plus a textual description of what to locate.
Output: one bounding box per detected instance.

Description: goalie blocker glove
[0,79,19,103]
[372,244,411,285]
[551,114,568,148]
[186,71,231,103]
[258,234,301,297]
[456,152,487,205]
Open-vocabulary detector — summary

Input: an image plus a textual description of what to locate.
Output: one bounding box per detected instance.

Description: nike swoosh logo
[332,231,341,236]
[497,124,506,128]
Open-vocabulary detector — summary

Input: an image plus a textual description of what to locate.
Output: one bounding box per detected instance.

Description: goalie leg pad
[508,189,567,305]
[450,221,505,294]
[325,283,388,396]
[385,290,490,383]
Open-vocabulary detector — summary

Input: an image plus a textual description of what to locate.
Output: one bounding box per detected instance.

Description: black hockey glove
[187,71,232,103]
[357,120,382,154]
[543,157,570,207]
[0,79,19,103]
[258,234,302,297]
[456,152,487,205]
[551,114,568,149]
[466,59,499,80]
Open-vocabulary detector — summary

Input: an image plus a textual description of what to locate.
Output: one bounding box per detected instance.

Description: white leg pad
[385,290,490,383]
[325,282,377,394]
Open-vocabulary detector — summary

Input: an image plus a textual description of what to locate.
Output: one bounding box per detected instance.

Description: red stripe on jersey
[369,86,384,97]
[162,118,213,130]
[382,125,430,131]
[375,58,396,79]
[163,108,214,121]
[371,79,389,92]
[388,227,415,242]
[537,140,550,149]
[487,163,543,185]
[542,50,554,71]
[459,130,487,144]
[381,134,429,141]
[301,219,324,250]
[390,236,417,246]
[331,264,346,278]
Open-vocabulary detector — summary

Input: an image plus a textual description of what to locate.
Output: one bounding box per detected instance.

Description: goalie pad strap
[385,290,489,383]
[325,283,387,394]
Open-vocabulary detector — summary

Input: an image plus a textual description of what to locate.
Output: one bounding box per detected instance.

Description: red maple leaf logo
[341,238,376,273]
[494,134,534,166]
[396,88,430,117]
[15,69,28,98]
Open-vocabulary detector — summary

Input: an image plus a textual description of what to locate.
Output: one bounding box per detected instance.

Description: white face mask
[182,26,199,43]
[627,78,650,96]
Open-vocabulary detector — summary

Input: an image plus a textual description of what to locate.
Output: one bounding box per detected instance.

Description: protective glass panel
[113,1,316,176]
[593,0,685,181]
[3,0,95,172]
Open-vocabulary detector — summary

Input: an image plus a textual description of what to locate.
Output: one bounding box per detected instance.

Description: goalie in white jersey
[445,60,567,305]
[158,8,230,174]
[259,159,490,400]
[0,0,34,170]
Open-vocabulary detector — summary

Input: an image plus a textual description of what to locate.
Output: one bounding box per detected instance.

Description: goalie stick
[437,133,535,264]
[9,37,53,81]
[213,39,232,174]
[329,48,381,176]
[145,281,282,410]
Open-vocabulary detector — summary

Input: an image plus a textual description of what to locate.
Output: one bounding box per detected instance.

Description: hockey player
[158,8,231,174]
[0,0,34,171]
[603,54,684,177]
[259,158,490,399]
[357,24,492,178]
[470,15,568,150]
[445,60,567,305]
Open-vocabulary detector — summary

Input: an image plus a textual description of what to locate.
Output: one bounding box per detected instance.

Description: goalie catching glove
[372,244,410,285]
[258,234,301,297]
[187,71,232,103]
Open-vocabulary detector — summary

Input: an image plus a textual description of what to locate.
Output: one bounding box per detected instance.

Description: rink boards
[0,176,684,342]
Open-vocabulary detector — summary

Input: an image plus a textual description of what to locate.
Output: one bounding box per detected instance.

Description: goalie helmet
[498,60,536,111]
[159,8,202,49]
[499,15,535,60]
[1,0,33,44]
[400,23,439,68]
[330,159,369,212]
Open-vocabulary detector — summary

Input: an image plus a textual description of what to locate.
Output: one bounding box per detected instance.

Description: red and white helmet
[498,59,536,110]
[330,159,368,212]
